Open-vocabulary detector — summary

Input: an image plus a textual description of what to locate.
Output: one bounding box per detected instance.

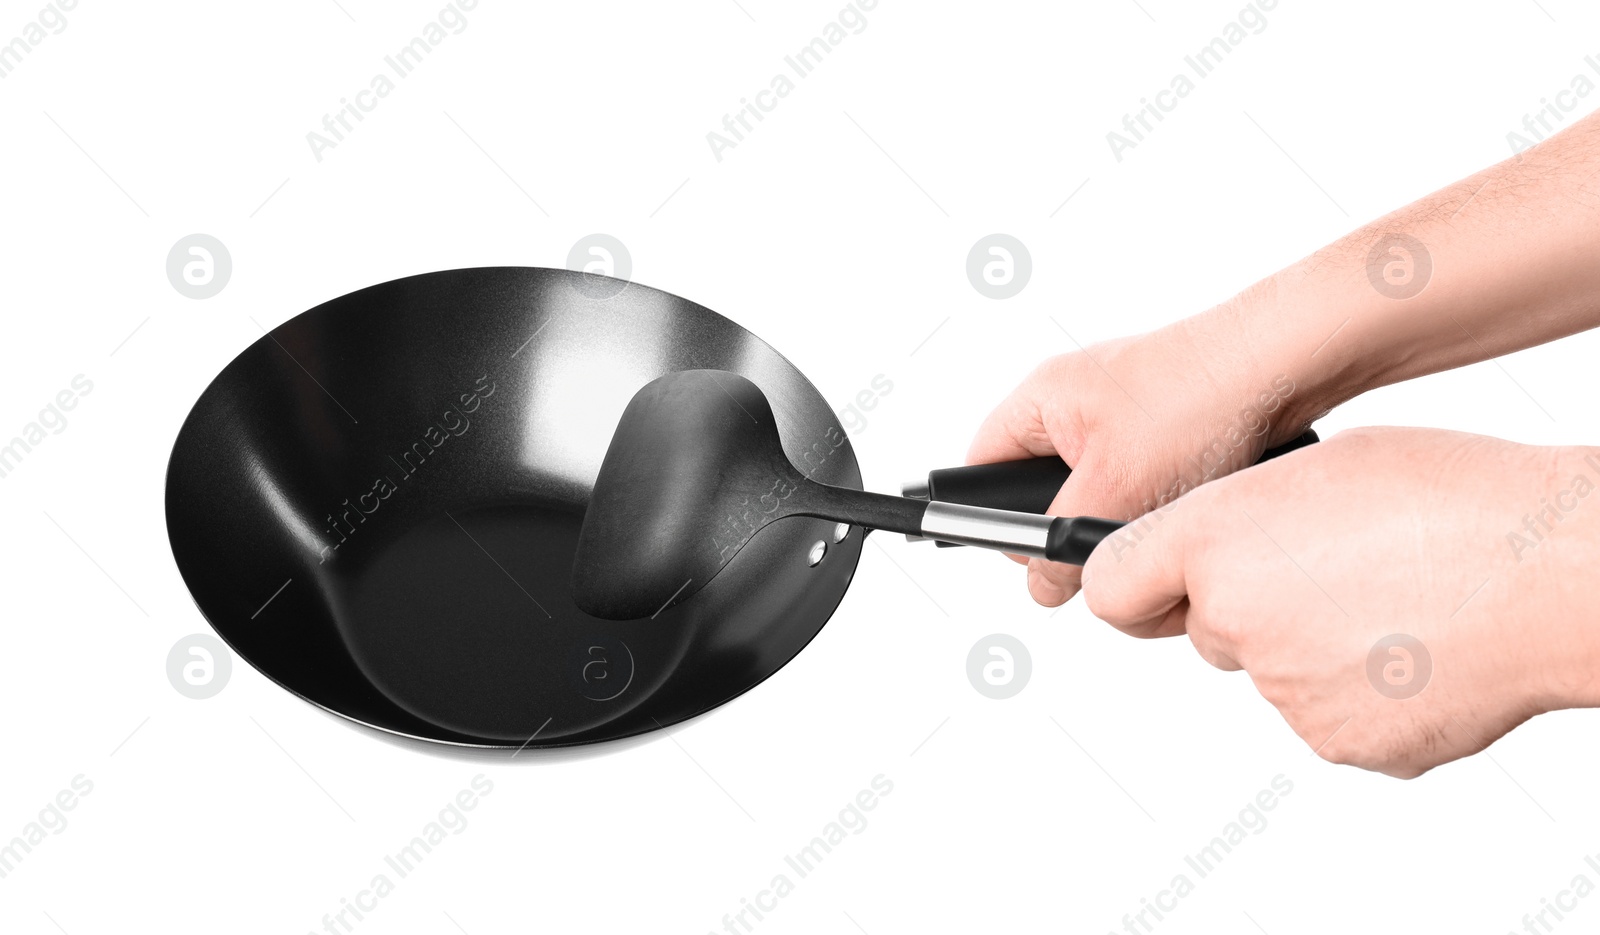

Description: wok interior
[165,268,862,747]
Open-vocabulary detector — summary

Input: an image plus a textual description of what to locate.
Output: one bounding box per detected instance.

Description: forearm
[1213,110,1600,435]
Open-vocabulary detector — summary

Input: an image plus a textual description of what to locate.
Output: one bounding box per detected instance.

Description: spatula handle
[916,502,1124,564]
[1046,515,1126,565]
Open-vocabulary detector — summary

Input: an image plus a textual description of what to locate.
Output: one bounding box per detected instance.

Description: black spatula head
[571,370,807,619]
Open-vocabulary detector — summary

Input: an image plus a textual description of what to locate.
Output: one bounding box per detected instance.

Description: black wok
[166,268,869,749]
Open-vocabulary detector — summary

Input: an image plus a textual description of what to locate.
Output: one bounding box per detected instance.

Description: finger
[965,381,1058,466]
[1187,623,1241,669]
[1027,453,1129,604]
[1030,552,1081,605]
[1079,499,1193,636]
[968,377,1071,571]
[1028,558,1073,606]
[1141,598,1194,643]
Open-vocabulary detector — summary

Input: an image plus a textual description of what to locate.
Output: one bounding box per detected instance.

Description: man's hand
[967,313,1315,607]
[970,111,1600,611]
[1080,427,1600,778]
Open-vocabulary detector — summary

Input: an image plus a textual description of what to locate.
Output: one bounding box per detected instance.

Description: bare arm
[1244,110,1600,434]
[968,111,1600,605]
[970,109,1600,777]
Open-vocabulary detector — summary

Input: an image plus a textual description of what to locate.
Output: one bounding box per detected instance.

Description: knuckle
[1186,631,1237,669]
[1309,730,1367,770]
[1065,465,1129,515]
[1191,606,1243,651]
[1079,572,1123,623]
[1306,725,1421,778]
[1327,425,1390,448]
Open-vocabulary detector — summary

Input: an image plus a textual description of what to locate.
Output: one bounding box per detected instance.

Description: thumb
[1026,454,1125,606]
[1078,495,1193,638]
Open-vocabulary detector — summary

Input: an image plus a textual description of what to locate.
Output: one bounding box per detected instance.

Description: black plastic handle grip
[917,428,1319,547]
[1045,516,1126,565]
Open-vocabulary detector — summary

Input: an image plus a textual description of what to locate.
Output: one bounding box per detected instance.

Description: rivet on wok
[807,540,827,566]
[832,523,850,543]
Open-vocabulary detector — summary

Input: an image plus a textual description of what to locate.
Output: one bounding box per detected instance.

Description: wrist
[1192,267,1385,445]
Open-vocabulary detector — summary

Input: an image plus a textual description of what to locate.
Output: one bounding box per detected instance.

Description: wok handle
[905,428,1319,545]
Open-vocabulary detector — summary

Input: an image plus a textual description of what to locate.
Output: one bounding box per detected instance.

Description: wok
[166,267,868,749]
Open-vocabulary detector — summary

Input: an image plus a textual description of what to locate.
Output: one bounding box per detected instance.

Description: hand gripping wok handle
[905,428,1319,514]
[917,502,1125,565]
[903,428,1320,547]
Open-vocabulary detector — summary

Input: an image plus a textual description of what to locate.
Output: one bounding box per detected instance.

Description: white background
[3,1,1599,933]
